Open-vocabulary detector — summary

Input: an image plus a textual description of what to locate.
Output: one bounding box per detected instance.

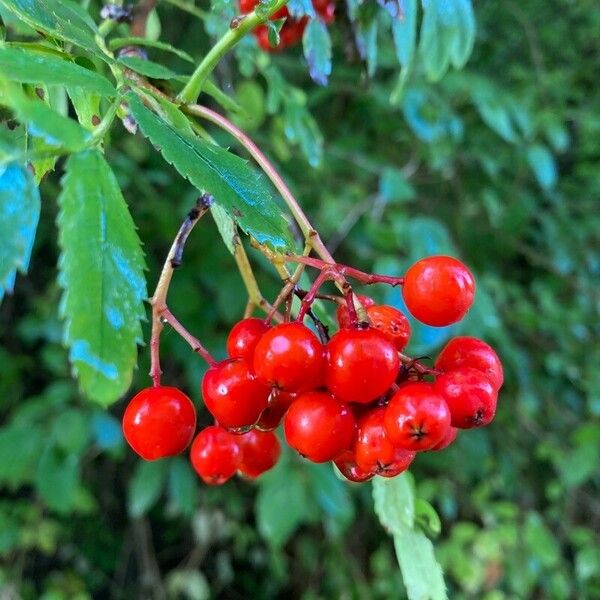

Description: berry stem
[177,0,291,103]
[398,353,440,377]
[296,268,335,322]
[161,309,216,366]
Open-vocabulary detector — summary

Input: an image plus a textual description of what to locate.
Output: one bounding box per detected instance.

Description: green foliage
[57,150,147,405]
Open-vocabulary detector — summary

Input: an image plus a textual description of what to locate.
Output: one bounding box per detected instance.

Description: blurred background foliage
[1,0,599,598]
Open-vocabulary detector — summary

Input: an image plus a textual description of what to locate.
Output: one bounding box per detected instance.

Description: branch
[131,0,159,37]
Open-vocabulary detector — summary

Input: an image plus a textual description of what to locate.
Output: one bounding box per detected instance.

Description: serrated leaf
[394,530,447,600]
[355,17,378,77]
[68,87,102,130]
[127,93,294,252]
[128,459,169,517]
[392,0,417,68]
[211,203,237,255]
[526,143,557,190]
[57,150,147,405]
[119,56,187,81]
[449,0,475,68]
[419,0,451,81]
[0,162,40,300]
[109,37,194,63]
[303,19,332,86]
[0,79,90,151]
[372,473,415,533]
[0,0,104,58]
[0,47,116,95]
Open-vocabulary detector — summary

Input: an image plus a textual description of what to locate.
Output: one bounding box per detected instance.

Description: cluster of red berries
[122,255,503,485]
[240,0,335,52]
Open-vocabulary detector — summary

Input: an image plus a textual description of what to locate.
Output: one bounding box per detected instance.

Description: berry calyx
[435,367,498,428]
[253,322,325,392]
[326,328,400,403]
[430,426,458,451]
[435,336,503,391]
[202,359,270,430]
[334,450,374,483]
[237,429,281,478]
[226,317,271,362]
[402,256,475,326]
[366,304,411,351]
[255,390,297,431]
[284,391,356,462]
[122,386,196,461]
[384,382,451,451]
[190,426,241,485]
[354,408,416,477]
[336,294,375,328]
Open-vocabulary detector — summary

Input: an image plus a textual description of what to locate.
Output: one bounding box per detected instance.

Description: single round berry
[366,304,411,351]
[226,317,270,362]
[237,429,281,478]
[336,294,375,328]
[334,450,374,483]
[255,390,298,431]
[430,426,458,451]
[313,0,335,23]
[326,328,400,404]
[435,336,503,391]
[202,359,270,430]
[284,392,356,463]
[384,382,451,451]
[354,408,415,477]
[253,322,325,392]
[122,386,196,461]
[402,256,475,326]
[435,367,498,428]
[190,426,241,485]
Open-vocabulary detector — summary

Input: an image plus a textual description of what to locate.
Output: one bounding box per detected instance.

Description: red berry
[354,408,415,477]
[253,322,325,392]
[336,295,375,328]
[226,317,270,362]
[284,392,356,462]
[334,450,374,483]
[435,367,498,428]
[237,429,281,478]
[202,359,270,430]
[254,26,277,51]
[402,256,475,326]
[255,390,297,431]
[430,426,458,451]
[239,0,257,13]
[190,426,241,485]
[384,382,451,451]
[122,386,196,461]
[435,336,503,391]
[366,304,411,351]
[313,0,335,23]
[326,328,400,404]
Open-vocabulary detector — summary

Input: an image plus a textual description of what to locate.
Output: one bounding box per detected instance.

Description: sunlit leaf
[303,19,332,86]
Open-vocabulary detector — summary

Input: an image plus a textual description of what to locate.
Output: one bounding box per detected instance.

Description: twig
[132,0,159,37]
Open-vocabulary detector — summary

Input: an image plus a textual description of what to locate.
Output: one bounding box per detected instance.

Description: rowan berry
[336,294,375,328]
[226,317,271,362]
[190,426,241,485]
[402,256,475,326]
[430,425,458,451]
[366,304,411,351]
[326,328,400,403]
[334,450,374,483]
[237,429,281,478]
[435,366,498,428]
[435,336,503,391]
[202,359,270,430]
[255,390,297,431]
[284,392,356,462]
[384,382,451,451]
[253,322,325,392]
[354,408,415,477]
[122,386,196,461]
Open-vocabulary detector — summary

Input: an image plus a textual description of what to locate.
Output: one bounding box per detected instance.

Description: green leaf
[0,162,40,301]
[419,0,451,81]
[119,56,187,81]
[57,150,147,405]
[526,143,557,190]
[128,459,169,518]
[379,167,416,203]
[392,0,417,69]
[0,47,116,95]
[211,203,237,255]
[35,446,80,513]
[355,17,378,77]
[303,19,332,86]
[51,409,89,455]
[372,473,415,533]
[0,0,104,58]
[109,37,195,62]
[67,87,102,130]
[0,423,44,487]
[394,530,447,600]
[449,0,475,68]
[128,93,294,252]
[168,458,199,516]
[0,79,90,151]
